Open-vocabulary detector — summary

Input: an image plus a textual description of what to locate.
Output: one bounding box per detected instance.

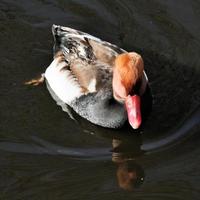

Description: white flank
[88,78,97,93]
[44,58,83,104]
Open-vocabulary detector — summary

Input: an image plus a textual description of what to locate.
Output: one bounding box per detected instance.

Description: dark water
[0,0,200,199]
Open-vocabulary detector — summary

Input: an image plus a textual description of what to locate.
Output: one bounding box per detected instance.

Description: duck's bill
[125,95,142,129]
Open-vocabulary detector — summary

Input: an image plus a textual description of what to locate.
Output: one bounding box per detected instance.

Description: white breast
[44,58,83,104]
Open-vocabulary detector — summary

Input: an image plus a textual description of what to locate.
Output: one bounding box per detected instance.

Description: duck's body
[43,25,151,129]
[45,53,127,128]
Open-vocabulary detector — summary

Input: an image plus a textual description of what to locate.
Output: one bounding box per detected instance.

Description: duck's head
[112,52,145,129]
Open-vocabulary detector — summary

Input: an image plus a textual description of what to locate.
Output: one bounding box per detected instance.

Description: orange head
[112,52,144,129]
[112,52,144,101]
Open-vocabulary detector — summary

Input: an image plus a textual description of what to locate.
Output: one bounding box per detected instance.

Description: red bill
[125,95,142,129]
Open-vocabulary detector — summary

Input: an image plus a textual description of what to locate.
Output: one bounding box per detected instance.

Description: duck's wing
[52,24,126,66]
[51,25,127,94]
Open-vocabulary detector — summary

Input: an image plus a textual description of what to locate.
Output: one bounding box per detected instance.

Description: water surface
[0,0,200,199]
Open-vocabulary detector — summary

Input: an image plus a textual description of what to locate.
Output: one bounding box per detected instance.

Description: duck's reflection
[116,160,144,191]
[61,105,146,191]
[77,112,146,191]
[111,137,145,191]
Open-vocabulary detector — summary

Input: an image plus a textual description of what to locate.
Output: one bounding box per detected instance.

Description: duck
[26,24,152,129]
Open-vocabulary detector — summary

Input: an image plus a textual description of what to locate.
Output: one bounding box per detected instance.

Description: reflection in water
[0,131,145,192]
[81,115,147,191]
[112,138,144,191]
[116,160,144,191]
